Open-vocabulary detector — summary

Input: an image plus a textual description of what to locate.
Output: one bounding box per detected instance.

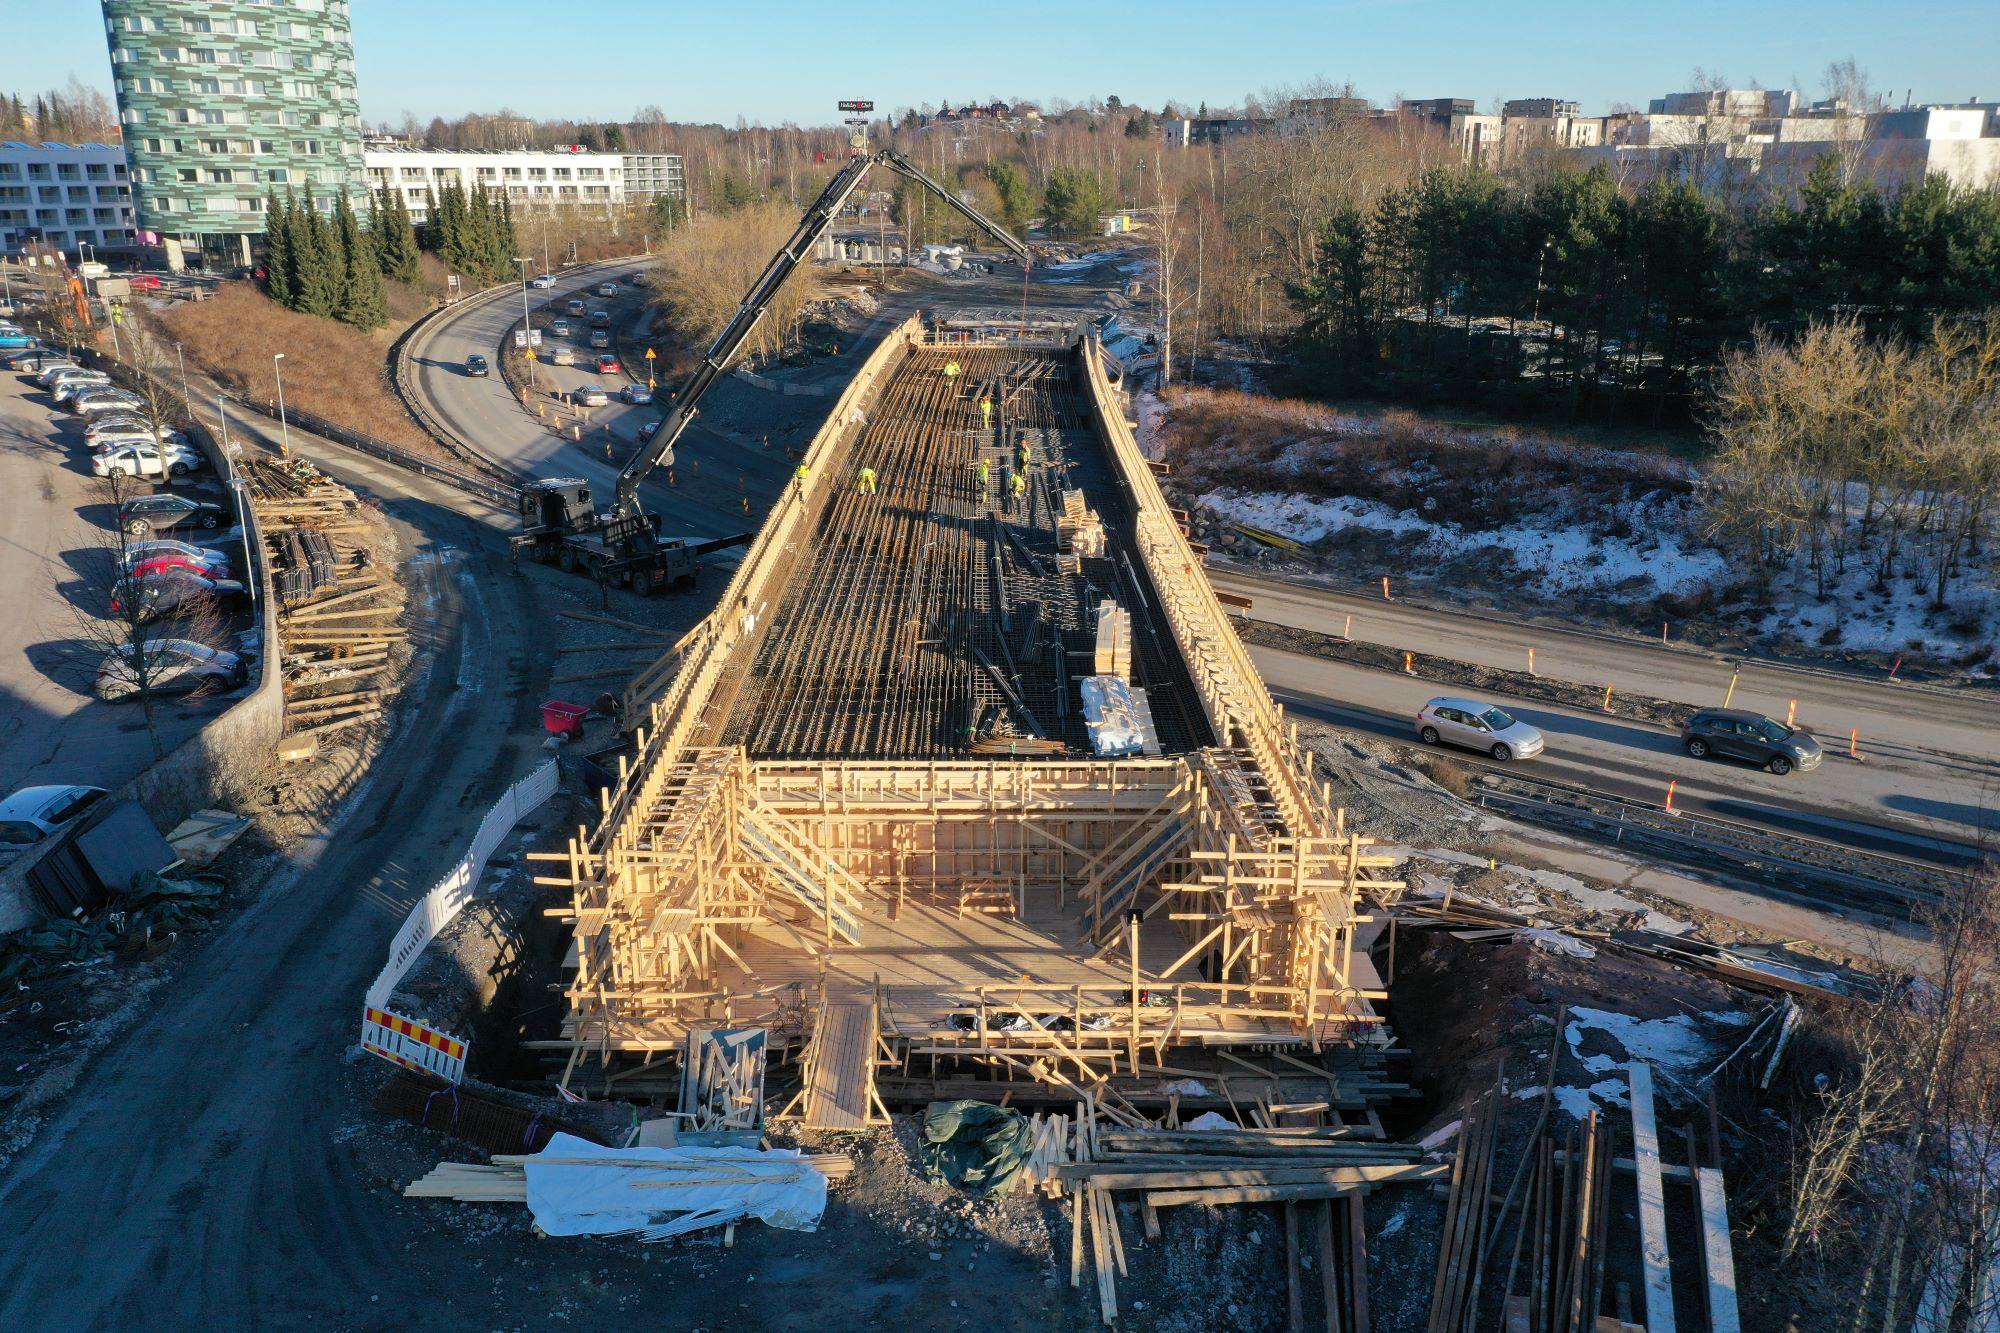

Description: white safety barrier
[358,761,560,1077]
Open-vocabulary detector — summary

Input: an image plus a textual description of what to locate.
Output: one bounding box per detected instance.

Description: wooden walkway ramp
[800,1001,882,1130]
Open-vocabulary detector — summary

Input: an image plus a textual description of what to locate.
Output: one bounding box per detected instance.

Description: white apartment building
[0,141,137,259]
[362,146,684,221]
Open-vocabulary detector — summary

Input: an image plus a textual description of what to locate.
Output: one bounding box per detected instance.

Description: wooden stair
[800,1001,881,1130]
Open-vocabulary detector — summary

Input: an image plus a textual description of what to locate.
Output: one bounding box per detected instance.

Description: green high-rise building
[102,0,367,264]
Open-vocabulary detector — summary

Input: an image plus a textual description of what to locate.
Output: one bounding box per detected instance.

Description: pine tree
[291,189,341,318]
[373,185,422,286]
[262,186,295,307]
[496,191,519,273]
[419,187,443,254]
[335,193,389,329]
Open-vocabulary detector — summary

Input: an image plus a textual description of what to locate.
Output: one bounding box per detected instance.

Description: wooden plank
[1348,1194,1372,1333]
[1694,1167,1741,1333]
[1285,1201,1305,1333]
[1628,1064,1677,1333]
[1064,1164,1440,1191]
[1147,1182,1369,1207]
[800,1002,875,1129]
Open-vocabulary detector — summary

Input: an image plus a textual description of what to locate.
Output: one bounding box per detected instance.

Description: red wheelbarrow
[541,699,590,739]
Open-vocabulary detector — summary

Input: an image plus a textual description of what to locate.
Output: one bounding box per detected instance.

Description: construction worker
[1008,468,1027,513]
[1015,438,1032,471]
[979,397,992,429]
[857,465,878,495]
[977,457,991,494]
[794,462,810,500]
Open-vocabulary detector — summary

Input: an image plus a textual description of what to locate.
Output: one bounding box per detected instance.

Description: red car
[595,353,621,374]
[129,274,163,290]
[131,551,230,581]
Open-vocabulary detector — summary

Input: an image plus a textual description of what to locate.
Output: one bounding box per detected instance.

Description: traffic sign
[838,100,874,112]
[361,1005,467,1083]
[528,328,543,346]
[644,347,656,360]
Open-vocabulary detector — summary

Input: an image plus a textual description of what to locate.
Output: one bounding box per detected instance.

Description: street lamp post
[272,352,291,459]
[513,256,537,389]
[79,240,94,267]
[175,341,190,414]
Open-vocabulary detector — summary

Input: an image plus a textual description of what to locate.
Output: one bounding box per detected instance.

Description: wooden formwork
[541,326,1403,1097]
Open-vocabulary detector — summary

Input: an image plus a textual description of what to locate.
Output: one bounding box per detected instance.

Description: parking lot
[0,361,252,812]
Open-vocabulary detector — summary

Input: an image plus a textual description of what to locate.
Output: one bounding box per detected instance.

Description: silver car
[0,784,109,848]
[95,637,246,701]
[1416,696,1546,762]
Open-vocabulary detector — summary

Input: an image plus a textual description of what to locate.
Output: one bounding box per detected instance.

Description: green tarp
[920,1100,1034,1199]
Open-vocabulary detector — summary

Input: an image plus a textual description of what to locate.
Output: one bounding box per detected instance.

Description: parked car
[1415,696,1546,762]
[128,274,162,290]
[465,353,489,377]
[73,390,148,418]
[529,273,556,289]
[108,570,246,620]
[595,353,621,374]
[84,417,166,443]
[588,310,611,329]
[0,330,37,349]
[53,375,116,404]
[574,386,610,407]
[4,348,61,370]
[1679,708,1823,776]
[549,318,571,337]
[597,281,618,298]
[94,638,246,702]
[119,493,228,536]
[548,345,576,366]
[0,785,109,848]
[127,543,232,580]
[626,271,647,286]
[33,361,82,386]
[588,330,611,350]
[637,420,660,442]
[566,298,587,316]
[46,367,110,392]
[93,440,204,479]
[620,383,653,405]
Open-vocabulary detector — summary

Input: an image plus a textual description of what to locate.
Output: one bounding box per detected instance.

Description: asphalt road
[0,403,554,1326]
[1218,569,2000,855]
[0,369,249,805]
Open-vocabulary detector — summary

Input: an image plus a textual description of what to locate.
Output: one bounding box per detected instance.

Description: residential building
[1503,98,1581,119]
[363,147,627,223]
[102,0,368,263]
[621,152,685,204]
[0,141,137,258]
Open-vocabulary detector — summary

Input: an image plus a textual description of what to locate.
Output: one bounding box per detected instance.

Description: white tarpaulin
[523,1134,829,1241]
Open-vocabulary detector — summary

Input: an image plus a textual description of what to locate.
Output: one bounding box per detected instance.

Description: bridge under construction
[542,313,1405,1130]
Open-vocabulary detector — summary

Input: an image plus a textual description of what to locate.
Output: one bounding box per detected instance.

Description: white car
[597,281,618,298]
[1415,696,1546,762]
[90,426,187,450]
[530,273,556,289]
[93,439,204,479]
[34,362,83,387]
[94,638,246,702]
[0,784,109,849]
[74,391,148,418]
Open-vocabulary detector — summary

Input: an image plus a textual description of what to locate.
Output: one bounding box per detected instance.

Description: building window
[178,169,198,182]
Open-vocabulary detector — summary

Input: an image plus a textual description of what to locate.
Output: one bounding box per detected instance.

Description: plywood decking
[800,1002,879,1130]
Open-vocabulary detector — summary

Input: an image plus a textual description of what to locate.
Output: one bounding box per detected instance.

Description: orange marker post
[1382,576,1392,602]
[1664,779,1678,815]
[1786,699,1797,728]
[1601,684,1613,712]
[1662,622,1669,645]
[1528,647,1537,676]
[1889,656,1904,682]
[1403,651,1415,675]
[1342,614,1352,641]
[1849,728,1861,760]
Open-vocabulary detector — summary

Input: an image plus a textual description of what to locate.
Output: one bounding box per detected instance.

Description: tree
[983,161,1034,234]
[262,186,295,307]
[649,192,685,239]
[289,190,341,319]
[334,193,389,329]
[1042,166,1108,238]
[372,186,423,286]
[652,201,823,364]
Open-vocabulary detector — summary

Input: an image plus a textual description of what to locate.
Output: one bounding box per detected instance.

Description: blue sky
[8,0,1997,128]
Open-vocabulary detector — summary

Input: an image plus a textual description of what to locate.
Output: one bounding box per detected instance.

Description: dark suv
[1680,708,1823,776]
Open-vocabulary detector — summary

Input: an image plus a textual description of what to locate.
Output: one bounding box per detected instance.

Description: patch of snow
[1200,487,1727,597]
[1377,1201,1411,1238]
[1184,1111,1239,1132]
[1643,910,1694,935]
[1418,1120,1462,1151]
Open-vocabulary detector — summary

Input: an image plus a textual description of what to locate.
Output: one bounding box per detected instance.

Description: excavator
[511,109,1031,595]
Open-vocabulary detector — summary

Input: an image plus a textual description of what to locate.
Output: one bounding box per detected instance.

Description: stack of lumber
[1061,1111,1448,1326]
[251,463,407,735]
[1017,1111,1073,1198]
[1398,894,1530,943]
[678,1028,768,1133]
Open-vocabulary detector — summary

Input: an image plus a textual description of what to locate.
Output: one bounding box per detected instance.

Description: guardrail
[228,393,521,509]
[1467,767,1964,913]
